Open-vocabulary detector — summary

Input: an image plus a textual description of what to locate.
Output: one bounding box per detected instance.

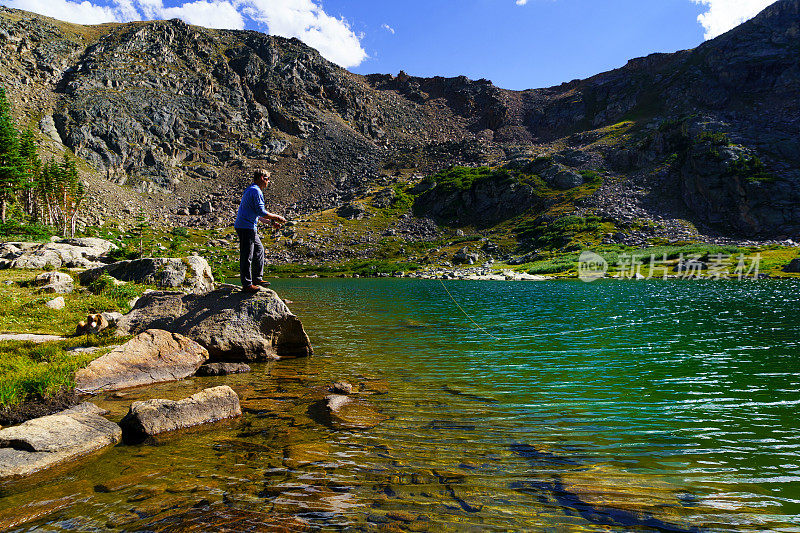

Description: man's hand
[260,213,287,228]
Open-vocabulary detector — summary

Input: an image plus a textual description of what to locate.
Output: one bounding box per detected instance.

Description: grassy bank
[0,335,123,419]
[0,268,147,418]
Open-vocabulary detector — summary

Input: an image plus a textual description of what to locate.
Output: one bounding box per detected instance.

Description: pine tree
[0,87,21,224]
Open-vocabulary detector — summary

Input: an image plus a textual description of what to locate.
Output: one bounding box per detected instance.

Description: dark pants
[236,228,264,287]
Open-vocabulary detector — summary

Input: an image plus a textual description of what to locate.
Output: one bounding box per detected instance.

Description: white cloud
[241,0,367,67]
[515,0,528,5]
[2,0,120,24]
[693,0,778,39]
[159,1,244,29]
[1,0,367,67]
[381,23,394,34]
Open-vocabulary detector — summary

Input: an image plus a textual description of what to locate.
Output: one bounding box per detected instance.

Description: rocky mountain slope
[0,0,798,242]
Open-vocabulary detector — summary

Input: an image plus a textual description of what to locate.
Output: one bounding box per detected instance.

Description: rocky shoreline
[0,237,319,480]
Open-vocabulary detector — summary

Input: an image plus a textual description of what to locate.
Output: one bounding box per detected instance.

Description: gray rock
[119,386,241,442]
[10,238,116,269]
[453,247,479,265]
[74,329,209,393]
[196,362,251,376]
[0,403,121,478]
[101,311,123,327]
[337,202,370,220]
[45,296,65,310]
[371,187,397,208]
[34,271,74,294]
[116,285,313,361]
[79,256,214,294]
[783,258,800,273]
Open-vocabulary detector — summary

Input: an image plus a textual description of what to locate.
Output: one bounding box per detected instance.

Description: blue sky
[0,0,779,90]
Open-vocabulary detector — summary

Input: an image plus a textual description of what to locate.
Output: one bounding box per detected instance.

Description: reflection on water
[1,279,799,531]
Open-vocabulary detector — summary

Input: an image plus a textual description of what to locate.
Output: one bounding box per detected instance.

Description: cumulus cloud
[381,23,394,34]
[158,1,244,29]
[693,0,778,39]
[240,0,367,67]
[515,0,528,5]
[2,0,120,24]
[0,0,368,67]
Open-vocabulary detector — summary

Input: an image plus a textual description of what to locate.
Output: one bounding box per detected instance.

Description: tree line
[0,86,85,237]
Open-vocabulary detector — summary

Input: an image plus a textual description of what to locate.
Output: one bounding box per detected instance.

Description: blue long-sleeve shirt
[234,184,270,230]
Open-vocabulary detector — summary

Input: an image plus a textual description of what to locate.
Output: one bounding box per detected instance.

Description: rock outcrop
[2,238,115,270]
[0,403,121,478]
[118,386,241,442]
[116,285,313,361]
[74,329,209,393]
[34,271,74,294]
[79,256,214,294]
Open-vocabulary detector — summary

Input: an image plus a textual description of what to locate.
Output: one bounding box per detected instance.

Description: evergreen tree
[0,87,21,224]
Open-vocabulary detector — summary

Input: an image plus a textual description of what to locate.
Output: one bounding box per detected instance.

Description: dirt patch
[0,390,80,426]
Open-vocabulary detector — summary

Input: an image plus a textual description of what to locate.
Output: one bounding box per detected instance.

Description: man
[234,169,287,293]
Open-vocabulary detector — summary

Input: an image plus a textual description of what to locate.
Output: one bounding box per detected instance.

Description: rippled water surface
[1,279,799,531]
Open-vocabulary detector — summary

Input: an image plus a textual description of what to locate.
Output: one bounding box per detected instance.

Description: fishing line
[439,279,502,341]
[513,308,697,339]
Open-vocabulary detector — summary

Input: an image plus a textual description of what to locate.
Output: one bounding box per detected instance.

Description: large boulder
[74,329,209,393]
[118,386,241,442]
[116,285,313,361]
[79,256,214,294]
[0,403,121,478]
[34,271,74,294]
[7,238,115,269]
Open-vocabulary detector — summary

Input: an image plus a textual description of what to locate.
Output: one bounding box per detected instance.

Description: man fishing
[234,169,287,293]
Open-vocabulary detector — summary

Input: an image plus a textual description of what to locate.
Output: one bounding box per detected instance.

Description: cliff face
[0,0,798,237]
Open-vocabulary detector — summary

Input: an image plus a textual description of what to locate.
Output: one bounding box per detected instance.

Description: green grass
[0,269,147,335]
[727,156,775,183]
[420,166,516,195]
[0,335,123,408]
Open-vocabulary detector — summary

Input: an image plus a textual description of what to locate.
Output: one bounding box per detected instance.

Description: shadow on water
[509,443,704,533]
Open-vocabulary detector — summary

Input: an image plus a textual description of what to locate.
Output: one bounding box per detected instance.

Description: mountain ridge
[0,1,798,245]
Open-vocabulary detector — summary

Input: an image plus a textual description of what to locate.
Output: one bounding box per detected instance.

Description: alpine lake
[0,278,798,532]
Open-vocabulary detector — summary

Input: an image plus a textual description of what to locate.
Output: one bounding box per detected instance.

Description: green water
[0,279,798,531]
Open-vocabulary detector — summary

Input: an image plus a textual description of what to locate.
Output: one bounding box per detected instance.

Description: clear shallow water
[1,279,799,531]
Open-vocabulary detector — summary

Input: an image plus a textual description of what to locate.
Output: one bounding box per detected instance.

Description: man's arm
[259,212,287,226]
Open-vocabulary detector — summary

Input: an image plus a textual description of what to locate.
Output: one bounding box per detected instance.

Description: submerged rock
[196,362,251,376]
[74,329,209,393]
[116,285,313,361]
[328,381,353,395]
[79,256,214,294]
[119,386,241,442]
[312,394,386,430]
[0,403,121,478]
